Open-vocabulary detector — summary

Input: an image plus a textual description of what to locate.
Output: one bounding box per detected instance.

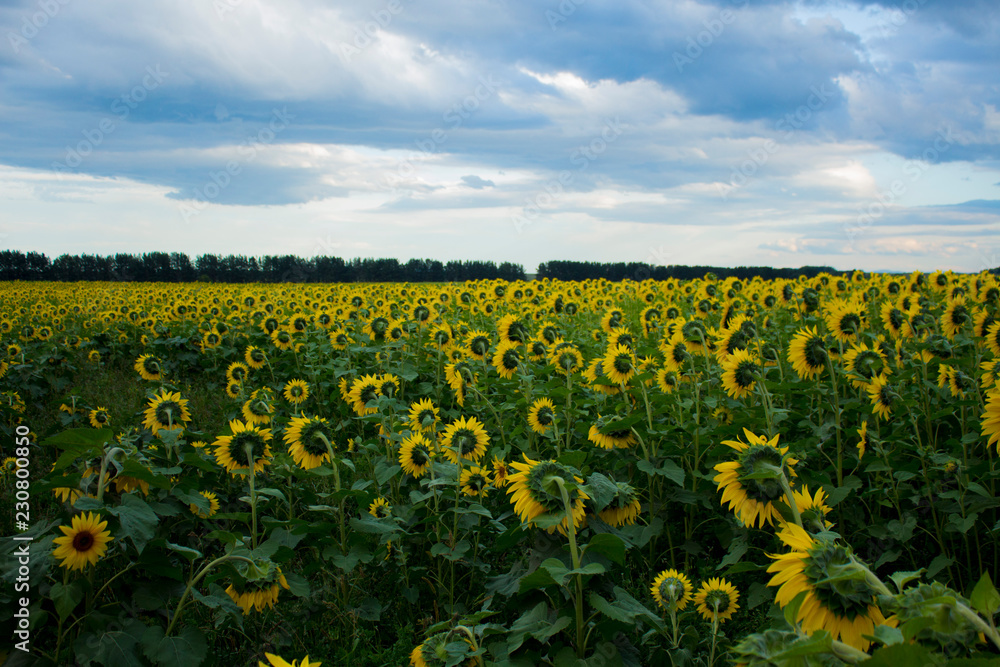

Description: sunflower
[974,310,997,340]
[866,373,894,421]
[655,368,678,394]
[88,407,110,429]
[226,361,250,383]
[408,398,440,434]
[601,343,636,385]
[880,301,911,339]
[464,330,492,360]
[598,480,641,527]
[242,388,275,425]
[713,429,797,528]
[787,327,827,380]
[283,379,310,405]
[270,328,295,351]
[694,578,740,623]
[284,415,334,470]
[980,358,1000,390]
[491,340,522,380]
[824,301,865,343]
[399,432,435,478]
[369,497,392,518]
[377,374,400,398]
[441,416,489,464]
[600,308,625,333]
[410,631,475,667]
[491,456,510,488]
[720,348,759,400]
[549,342,584,376]
[607,326,635,351]
[348,374,382,416]
[940,296,971,340]
[87,349,100,364]
[213,419,273,477]
[650,569,694,612]
[226,569,289,614]
[142,390,191,436]
[189,491,220,519]
[225,382,242,399]
[506,455,588,535]
[258,653,322,667]
[790,485,833,533]
[660,331,690,374]
[842,342,889,389]
[583,357,621,395]
[430,323,454,350]
[496,313,530,344]
[587,417,637,450]
[527,397,556,435]
[460,466,492,497]
[52,512,113,571]
[134,354,163,381]
[982,390,1000,456]
[767,523,888,651]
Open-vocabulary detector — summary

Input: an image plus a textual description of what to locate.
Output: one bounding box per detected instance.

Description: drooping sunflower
[226,361,250,384]
[408,398,440,433]
[767,523,888,651]
[587,417,637,450]
[491,340,522,380]
[713,428,798,528]
[399,432,435,478]
[284,415,334,470]
[880,301,911,339]
[441,416,489,465]
[693,578,740,623]
[650,569,694,612]
[134,354,163,381]
[369,497,392,518]
[270,328,295,351]
[583,357,621,395]
[866,373,894,421]
[660,331,691,374]
[52,511,113,571]
[226,568,289,614]
[606,326,635,351]
[142,390,191,436]
[527,397,556,435]
[283,379,310,405]
[410,631,474,667]
[213,419,273,477]
[982,390,1000,456]
[856,421,868,459]
[549,342,584,376]
[465,330,492,360]
[189,490,220,519]
[377,374,400,399]
[225,381,242,399]
[460,466,492,497]
[88,407,110,429]
[720,348,759,400]
[506,455,589,535]
[789,485,833,533]
[598,480,642,527]
[842,342,889,389]
[787,326,827,380]
[980,358,1000,390]
[655,368,679,394]
[496,313,530,345]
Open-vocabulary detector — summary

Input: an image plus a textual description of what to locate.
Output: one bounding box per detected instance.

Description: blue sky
[1,0,998,273]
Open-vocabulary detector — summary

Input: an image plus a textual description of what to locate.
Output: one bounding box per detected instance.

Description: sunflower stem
[774,466,803,529]
[244,443,258,551]
[553,476,586,659]
[952,602,1000,652]
[165,554,255,637]
[828,639,873,664]
[94,446,123,503]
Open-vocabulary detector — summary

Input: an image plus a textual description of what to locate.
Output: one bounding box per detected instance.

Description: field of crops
[2,271,1000,666]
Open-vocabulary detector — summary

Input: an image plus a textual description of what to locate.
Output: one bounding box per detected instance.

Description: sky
[1,0,998,274]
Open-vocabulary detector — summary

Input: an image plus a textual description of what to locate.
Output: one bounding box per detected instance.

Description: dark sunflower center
[887,308,905,330]
[289,384,304,397]
[853,351,882,379]
[465,473,487,491]
[453,431,477,455]
[379,381,398,397]
[706,590,731,614]
[371,318,389,334]
[530,342,546,357]
[838,314,861,336]
[155,402,179,425]
[250,349,265,363]
[671,341,689,364]
[949,305,969,326]
[877,385,893,408]
[535,407,554,425]
[506,322,528,343]
[558,351,579,370]
[726,331,748,354]
[409,446,429,466]
[143,359,160,374]
[72,531,95,552]
[659,578,685,602]
[612,355,632,374]
[470,337,490,355]
[804,337,827,368]
[231,367,247,381]
[526,462,579,511]
[501,349,520,370]
[248,399,270,416]
[301,421,331,455]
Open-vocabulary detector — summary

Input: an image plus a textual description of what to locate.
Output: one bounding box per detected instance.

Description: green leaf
[947,513,978,534]
[106,493,159,554]
[824,476,862,507]
[888,568,925,593]
[44,427,114,449]
[351,597,383,622]
[863,643,944,667]
[635,459,685,487]
[349,515,400,535]
[583,533,626,565]
[869,624,905,646]
[783,590,808,629]
[717,534,747,571]
[583,473,619,512]
[50,581,84,621]
[519,558,568,592]
[141,625,207,666]
[92,621,145,667]
[970,571,1000,617]
[430,540,471,561]
[165,542,202,562]
[926,555,955,579]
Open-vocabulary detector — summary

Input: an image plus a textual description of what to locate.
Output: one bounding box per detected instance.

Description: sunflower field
[2,270,1000,666]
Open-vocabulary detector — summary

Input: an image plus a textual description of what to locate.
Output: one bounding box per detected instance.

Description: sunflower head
[714,429,797,528]
[213,419,273,477]
[52,511,114,571]
[694,577,740,623]
[441,416,489,465]
[506,455,588,535]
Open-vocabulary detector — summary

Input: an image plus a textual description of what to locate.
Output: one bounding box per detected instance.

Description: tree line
[0,251,525,283]
[536,260,846,282]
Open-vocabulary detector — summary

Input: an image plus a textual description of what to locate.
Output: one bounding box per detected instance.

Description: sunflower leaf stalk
[552,475,587,659]
[164,554,255,637]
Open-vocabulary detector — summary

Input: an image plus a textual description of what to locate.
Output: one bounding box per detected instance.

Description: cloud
[460,174,494,189]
